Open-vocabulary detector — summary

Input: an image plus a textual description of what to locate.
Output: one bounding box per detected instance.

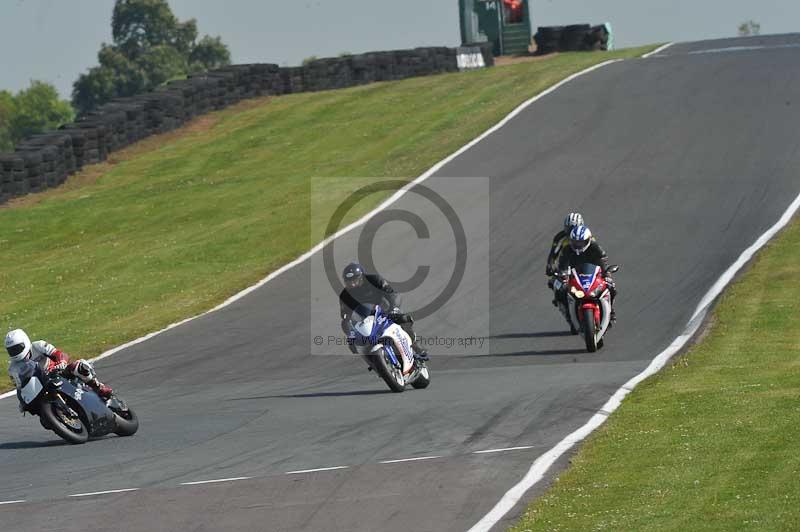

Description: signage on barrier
[457,47,486,70]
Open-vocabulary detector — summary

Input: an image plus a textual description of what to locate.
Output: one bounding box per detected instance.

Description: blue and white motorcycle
[348,304,430,393]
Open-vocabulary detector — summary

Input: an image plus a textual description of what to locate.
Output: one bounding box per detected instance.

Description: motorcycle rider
[338,262,429,361]
[546,212,585,277]
[5,329,113,412]
[556,225,617,324]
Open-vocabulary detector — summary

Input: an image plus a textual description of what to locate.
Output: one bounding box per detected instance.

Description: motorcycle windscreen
[16,359,43,403]
[20,375,44,404]
[576,263,600,290]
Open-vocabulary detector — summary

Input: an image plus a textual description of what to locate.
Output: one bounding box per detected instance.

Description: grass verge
[511,217,800,530]
[0,45,657,390]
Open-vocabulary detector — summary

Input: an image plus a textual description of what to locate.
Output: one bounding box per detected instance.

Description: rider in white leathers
[6,329,113,412]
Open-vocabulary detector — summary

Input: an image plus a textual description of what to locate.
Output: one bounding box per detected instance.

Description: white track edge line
[642,42,675,58]
[0,500,26,505]
[379,455,441,464]
[0,57,623,401]
[285,466,349,475]
[473,446,534,454]
[69,488,139,498]
[180,476,251,486]
[467,190,800,532]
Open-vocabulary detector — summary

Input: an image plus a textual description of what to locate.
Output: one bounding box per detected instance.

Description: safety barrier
[0,44,493,204]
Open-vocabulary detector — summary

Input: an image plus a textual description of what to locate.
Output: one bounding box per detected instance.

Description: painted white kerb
[467,189,800,531]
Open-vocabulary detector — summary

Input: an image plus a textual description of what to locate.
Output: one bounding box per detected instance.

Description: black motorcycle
[16,359,138,444]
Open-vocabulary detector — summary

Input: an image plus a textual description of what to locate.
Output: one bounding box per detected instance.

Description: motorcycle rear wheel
[40,395,89,444]
[583,308,598,353]
[369,348,406,393]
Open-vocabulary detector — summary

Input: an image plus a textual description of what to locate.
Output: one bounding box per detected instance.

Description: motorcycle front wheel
[583,308,598,353]
[411,364,431,389]
[40,394,89,444]
[369,348,406,393]
[112,405,139,437]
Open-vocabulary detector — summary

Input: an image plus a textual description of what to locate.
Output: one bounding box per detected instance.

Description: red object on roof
[502,0,524,23]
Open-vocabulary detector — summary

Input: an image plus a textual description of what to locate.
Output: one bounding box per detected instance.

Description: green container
[459,0,532,56]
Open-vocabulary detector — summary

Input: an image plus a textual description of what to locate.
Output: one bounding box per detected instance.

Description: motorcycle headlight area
[589,287,606,299]
[570,286,585,298]
[349,333,372,347]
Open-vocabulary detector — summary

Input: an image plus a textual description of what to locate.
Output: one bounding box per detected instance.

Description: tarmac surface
[2,34,800,531]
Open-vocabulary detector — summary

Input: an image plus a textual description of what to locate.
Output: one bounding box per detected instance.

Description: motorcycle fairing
[378,323,415,374]
[54,379,117,437]
[20,375,43,404]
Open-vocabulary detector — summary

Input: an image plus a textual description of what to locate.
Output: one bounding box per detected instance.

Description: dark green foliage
[0,82,74,152]
[72,0,231,114]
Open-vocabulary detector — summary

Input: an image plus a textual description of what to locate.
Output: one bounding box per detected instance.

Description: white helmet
[564,212,584,232]
[569,225,593,254]
[5,329,32,362]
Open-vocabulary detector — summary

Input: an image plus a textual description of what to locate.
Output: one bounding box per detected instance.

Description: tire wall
[533,24,611,55]
[0,44,493,204]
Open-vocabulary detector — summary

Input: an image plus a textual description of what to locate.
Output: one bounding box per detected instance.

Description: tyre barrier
[534,24,610,55]
[0,44,493,204]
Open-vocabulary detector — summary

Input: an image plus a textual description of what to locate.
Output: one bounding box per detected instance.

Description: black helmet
[342,262,365,289]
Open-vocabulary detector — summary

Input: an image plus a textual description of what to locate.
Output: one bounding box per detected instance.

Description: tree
[738,20,761,37]
[0,82,74,152]
[0,91,16,151]
[189,36,231,72]
[72,0,231,114]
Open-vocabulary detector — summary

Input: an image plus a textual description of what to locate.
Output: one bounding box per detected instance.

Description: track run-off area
[3,34,800,531]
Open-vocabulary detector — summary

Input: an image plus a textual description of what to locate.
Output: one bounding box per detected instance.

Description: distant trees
[72,0,231,115]
[738,20,761,37]
[0,81,74,152]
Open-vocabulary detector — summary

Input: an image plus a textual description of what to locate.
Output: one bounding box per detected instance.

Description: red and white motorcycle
[557,263,619,352]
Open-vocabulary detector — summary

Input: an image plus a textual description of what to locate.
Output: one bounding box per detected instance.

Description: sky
[1,0,797,99]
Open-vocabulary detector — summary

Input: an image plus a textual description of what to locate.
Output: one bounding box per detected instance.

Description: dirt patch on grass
[495,54,557,66]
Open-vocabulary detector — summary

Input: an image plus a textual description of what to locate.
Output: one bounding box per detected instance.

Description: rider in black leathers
[338,262,429,360]
[556,225,617,324]
[545,212,585,277]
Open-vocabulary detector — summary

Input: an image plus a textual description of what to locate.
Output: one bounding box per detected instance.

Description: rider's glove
[48,360,67,373]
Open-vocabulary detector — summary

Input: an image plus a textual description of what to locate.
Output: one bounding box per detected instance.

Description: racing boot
[411,339,429,362]
[609,309,617,328]
[90,379,113,400]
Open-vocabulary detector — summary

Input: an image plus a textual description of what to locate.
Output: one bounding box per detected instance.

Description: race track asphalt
[2,34,800,532]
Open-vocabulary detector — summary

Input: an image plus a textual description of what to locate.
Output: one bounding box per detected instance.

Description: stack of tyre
[0,45,495,205]
[534,24,610,55]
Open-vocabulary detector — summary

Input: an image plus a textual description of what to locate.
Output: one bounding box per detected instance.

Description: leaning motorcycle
[561,263,619,352]
[16,359,138,444]
[348,304,430,393]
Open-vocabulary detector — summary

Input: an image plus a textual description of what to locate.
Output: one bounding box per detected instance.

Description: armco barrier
[0,44,493,205]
